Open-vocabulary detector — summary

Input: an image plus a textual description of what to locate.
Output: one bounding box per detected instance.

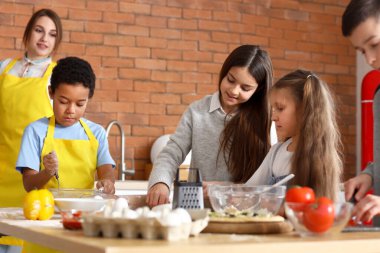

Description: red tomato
[304,197,335,233]
[285,186,315,204]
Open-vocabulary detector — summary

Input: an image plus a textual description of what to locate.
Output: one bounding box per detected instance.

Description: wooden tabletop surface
[1,212,380,253]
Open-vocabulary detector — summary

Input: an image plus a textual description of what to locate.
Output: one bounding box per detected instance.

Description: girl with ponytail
[246,69,342,200]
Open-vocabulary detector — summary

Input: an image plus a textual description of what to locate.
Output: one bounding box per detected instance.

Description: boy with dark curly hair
[16,56,115,194]
[342,0,380,225]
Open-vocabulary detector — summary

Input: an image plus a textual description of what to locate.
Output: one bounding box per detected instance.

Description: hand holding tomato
[304,197,335,233]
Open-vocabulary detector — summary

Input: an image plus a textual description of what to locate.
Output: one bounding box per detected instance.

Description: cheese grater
[173,168,204,209]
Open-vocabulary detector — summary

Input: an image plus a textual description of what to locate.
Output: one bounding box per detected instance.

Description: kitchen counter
[1,212,380,253]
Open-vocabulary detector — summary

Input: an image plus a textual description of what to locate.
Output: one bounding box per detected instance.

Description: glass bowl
[54,198,108,212]
[207,184,286,216]
[49,188,115,199]
[284,201,354,237]
[61,209,85,230]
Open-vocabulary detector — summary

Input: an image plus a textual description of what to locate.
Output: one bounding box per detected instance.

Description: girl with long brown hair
[147,45,274,207]
[246,69,342,200]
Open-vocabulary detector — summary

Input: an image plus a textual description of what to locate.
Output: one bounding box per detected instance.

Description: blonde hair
[272,69,342,200]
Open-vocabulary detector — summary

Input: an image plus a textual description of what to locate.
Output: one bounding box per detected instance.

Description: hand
[96,179,115,194]
[146,183,170,208]
[344,174,372,202]
[352,194,380,223]
[43,151,58,177]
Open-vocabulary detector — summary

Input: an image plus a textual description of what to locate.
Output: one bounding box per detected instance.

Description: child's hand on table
[43,151,58,177]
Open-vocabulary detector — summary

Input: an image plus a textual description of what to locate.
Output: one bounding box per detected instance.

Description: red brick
[69,9,102,21]
[168,18,198,30]
[95,67,118,79]
[134,81,166,93]
[91,90,117,102]
[242,14,269,26]
[136,37,167,48]
[119,68,151,80]
[102,102,135,113]
[182,31,211,41]
[183,9,212,19]
[102,57,134,68]
[100,79,134,91]
[151,71,181,82]
[86,45,117,57]
[182,72,212,83]
[181,94,205,105]
[168,40,198,50]
[183,51,212,61]
[150,28,181,39]
[199,20,228,32]
[136,16,167,28]
[119,91,150,103]
[152,49,183,60]
[211,31,241,43]
[198,62,220,73]
[62,20,84,32]
[87,1,118,11]
[0,3,32,15]
[103,12,135,24]
[167,61,198,72]
[241,35,269,47]
[119,46,151,58]
[285,50,311,61]
[70,32,103,44]
[120,2,151,14]
[86,22,117,34]
[151,94,181,104]
[197,84,218,94]
[135,58,166,70]
[119,114,150,126]
[167,104,187,115]
[284,10,309,21]
[104,35,135,47]
[0,37,14,49]
[150,115,181,126]
[132,126,164,137]
[59,42,86,55]
[228,23,256,35]
[135,103,166,115]
[152,6,181,18]
[213,11,241,22]
[228,2,256,14]
[199,41,228,53]
[119,25,149,37]
[166,83,196,94]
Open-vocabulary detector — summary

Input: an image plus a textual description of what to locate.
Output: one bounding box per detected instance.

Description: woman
[0,8,62,253]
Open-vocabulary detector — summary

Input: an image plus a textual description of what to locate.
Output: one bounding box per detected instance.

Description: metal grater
[172,168,204,209]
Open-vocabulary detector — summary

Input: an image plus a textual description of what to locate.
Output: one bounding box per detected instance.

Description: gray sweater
[148,92,232,189]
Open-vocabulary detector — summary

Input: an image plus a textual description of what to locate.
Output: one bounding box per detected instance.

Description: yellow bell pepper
[23,189,54,220]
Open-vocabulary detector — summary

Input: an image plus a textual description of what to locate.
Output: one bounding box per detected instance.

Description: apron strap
[3,59,18,74]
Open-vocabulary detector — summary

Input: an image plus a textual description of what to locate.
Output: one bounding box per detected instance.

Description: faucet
[105,120,135,181]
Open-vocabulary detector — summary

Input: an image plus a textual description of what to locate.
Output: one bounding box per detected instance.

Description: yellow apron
[0,59,54,246]
[23,115,98,253]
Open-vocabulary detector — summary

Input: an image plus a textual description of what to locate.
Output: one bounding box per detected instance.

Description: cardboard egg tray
[81,209,209,241]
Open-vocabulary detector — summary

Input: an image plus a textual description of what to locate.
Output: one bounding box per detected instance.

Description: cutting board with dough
[202,217,293,234]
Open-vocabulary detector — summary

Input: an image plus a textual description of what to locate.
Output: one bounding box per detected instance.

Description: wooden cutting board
[202,219,294,234]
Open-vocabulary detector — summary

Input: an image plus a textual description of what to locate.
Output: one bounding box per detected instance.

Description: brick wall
[0,0,355,180]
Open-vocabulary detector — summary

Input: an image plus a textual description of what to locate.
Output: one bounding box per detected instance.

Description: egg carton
[81,209,209,241]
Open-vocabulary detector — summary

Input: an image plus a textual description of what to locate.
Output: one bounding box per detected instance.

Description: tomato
[285,186,315,204]
[304,197,335,233]
[23,189,54,220]
[62,210,82,230]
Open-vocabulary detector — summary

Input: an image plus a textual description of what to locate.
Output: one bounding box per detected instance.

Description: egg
[123,209,138,219]
[152,203,172,214]
[113,198,128,213]
[172,208,192,224]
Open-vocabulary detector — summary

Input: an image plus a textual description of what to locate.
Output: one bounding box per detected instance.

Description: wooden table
[1,211,380,253]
